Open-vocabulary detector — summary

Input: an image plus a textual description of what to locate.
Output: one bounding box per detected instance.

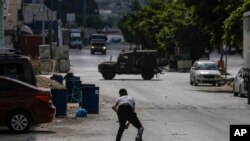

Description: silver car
[190,60,222,86]
[233,68,248,97]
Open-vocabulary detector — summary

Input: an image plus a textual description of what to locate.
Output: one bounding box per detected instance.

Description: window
[0,64,25,81]
[119,55,128,62]
[193,63,198,69]
[0,79,12,91]
[197,63,218,70]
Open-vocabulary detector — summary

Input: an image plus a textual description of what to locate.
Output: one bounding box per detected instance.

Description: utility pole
[225,45,228,80]
[83,0,87,28]
[243,11,250,104]
[42,6,45,44]
[0,0,4,48]
[50,0,53,58]
[82,0,86,45]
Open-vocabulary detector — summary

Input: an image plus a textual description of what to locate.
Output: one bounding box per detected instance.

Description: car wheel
[102,51,106,55]
[190,79,193,85]
[7,111,31,133]
[194,78,198,86]
[239,85,244,97]
[212,83,216,86]
[190,77,194,85]
[102,69,115,80]
[141,69,154,80]
[233,84,238,96]
[91,50,95,54]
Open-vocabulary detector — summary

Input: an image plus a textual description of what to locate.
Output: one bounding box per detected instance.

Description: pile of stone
[36,76,65,89]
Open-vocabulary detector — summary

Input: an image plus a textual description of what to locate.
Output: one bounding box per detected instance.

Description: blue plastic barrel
[81,84,99,114]
[66,78,82,102]
[51,89,68,116]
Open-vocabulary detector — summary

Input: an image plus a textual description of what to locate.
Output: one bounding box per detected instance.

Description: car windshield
[92,43,105,46]
[197,63,218,70]
[91,35,107,41]
[71,37,82,41]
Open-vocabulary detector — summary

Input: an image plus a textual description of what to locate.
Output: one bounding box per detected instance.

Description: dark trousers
[116,105,143,141]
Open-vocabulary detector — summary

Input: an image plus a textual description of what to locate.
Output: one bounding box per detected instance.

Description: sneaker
[138,127,144,136]
[135,134,142,141]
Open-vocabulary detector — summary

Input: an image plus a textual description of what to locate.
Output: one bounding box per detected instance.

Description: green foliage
[129,0,142,12]
[119,14,140,44]
[223,0,250,48]
[182,0,231,48]
[156,2,210,61]
[119,0,248,60]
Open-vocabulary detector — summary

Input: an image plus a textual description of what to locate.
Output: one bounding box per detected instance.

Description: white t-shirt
[116,95,135,108]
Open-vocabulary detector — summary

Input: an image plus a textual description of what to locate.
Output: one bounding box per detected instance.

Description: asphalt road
[0,45,249,141]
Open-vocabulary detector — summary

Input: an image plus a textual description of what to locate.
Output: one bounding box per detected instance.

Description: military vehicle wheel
[102,69,115,80]
[141,69,154,80]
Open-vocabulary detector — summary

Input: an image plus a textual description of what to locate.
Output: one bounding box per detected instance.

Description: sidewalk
[210,51,243,78]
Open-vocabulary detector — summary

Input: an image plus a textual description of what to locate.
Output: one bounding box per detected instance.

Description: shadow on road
[194,89,233,94]
[0,129,56,135]
[99,79,163,81]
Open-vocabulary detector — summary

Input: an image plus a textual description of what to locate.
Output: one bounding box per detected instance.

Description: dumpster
[51,89,68,116]
[81,84,99,114]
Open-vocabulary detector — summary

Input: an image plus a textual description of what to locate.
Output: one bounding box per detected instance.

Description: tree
[135,0,167,49]
[119,0,142,46]
[156,1,210,61]
[182,0,234,49]
[119,14,140,45]
[223,0,250,48]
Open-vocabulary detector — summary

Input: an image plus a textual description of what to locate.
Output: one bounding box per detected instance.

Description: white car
[233,68,248,97]
[190,60,222,86]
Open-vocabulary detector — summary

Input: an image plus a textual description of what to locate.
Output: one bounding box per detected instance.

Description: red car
[0,76,55,133]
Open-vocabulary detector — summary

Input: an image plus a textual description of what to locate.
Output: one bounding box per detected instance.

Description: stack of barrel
[50,72,100,117]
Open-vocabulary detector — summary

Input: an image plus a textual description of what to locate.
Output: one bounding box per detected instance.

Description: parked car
[233,68,248,97]
[190,60,222,86]
[0,48,36,86]
[0,76,55,133]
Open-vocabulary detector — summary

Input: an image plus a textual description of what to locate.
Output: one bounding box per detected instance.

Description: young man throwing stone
[112,88,144,141]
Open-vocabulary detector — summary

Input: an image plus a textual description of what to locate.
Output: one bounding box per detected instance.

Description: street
[0,46,250,141]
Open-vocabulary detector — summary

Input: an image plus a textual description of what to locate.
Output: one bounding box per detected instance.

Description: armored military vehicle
[98,50,162,80]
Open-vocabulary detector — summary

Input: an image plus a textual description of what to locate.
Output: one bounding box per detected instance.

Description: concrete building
[22,3,56,24]
[4,0,22,31]
[3,0,22,48]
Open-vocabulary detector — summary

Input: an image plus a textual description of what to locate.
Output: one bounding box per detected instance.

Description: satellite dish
[20,25,34,35]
